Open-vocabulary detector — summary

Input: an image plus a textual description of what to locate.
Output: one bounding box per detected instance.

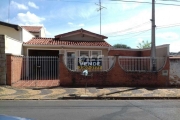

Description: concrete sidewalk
[0,86,180,100]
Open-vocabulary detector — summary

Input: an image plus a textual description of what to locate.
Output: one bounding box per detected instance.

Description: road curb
[61,96,180,100]
[1,96,180,100]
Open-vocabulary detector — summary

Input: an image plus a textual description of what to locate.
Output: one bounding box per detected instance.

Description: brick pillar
[59,54,72,86]
[6,54,12,85]
[107,55,125,85]
[0,35,6,85]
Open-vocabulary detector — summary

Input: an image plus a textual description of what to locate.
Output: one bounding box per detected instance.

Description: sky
[0,0,180,52]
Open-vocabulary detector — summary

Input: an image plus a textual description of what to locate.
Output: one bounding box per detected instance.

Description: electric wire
[109,29,151,40]
[157,0,180,2]
[111,0,180,6]
[106,22,180,37]
[107,29,151,37]
[105,21,151,35]
[47,0,180,6]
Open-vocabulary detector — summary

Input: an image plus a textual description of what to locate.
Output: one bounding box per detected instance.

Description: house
[21,26,46,38]
[0,21,170,87]
[0,21,33,84]
[0,21,45,84]
[0,21,46,55]
[23,28,110,57]
[21,28,111,81]
[0,21,33,55]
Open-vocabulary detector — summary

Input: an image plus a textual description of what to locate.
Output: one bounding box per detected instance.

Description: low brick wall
[5,53,169,87]
[108,50,141,56]
[0,35,6,85]
[59,54,170,87]
[6,54,23,85]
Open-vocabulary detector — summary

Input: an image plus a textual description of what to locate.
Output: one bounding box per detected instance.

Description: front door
[67,52,75,70]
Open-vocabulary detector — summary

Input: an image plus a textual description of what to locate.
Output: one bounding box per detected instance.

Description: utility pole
[151,0,156,71]
[8,0,10,23]
[99,0,101,35]
[96,0,106,35]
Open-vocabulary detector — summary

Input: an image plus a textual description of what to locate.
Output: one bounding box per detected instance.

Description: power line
[157,0,180,2]
[105,21,150,35]
[47,0,180,6]
[107,22,180,37]
[108,29,151,37]
[110,0,180,6]
[157,23,180,29]
[109,29,151,40]
[107,24,180,39]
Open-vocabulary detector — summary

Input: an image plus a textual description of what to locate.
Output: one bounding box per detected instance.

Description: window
[79,50,102,58]
[91,51,101,57]
[80,51,89,57]
[35,35,39,37]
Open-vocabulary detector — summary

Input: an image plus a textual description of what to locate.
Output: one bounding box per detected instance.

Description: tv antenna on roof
[96,0,106,35]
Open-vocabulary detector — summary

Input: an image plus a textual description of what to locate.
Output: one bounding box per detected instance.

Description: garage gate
[21,50,59,80]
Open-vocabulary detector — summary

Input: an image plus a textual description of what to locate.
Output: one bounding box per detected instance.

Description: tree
[113,44,131,49]
[137,40,151,49]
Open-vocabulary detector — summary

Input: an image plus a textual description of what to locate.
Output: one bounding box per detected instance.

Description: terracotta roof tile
[24,38,111,47]
[21,26,42,32]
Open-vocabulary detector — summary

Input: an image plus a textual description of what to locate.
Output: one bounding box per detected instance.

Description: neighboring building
[169,52,180,56]
[0,21,34,55]
[21,26,46,38]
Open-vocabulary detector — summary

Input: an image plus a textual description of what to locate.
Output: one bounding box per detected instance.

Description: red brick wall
[6,54,12,85]
[59,54,73,86]
[141,50,151,57]
[108,50,141,56]
[59,54,170,87]
[6,54,23,85]
[108,49,151,57]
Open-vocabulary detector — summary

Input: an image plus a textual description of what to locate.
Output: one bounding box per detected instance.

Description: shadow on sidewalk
[97,87,140,97]
[97,87,160,97]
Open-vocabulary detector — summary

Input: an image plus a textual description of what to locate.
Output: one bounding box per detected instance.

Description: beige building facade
[0,21,47,55]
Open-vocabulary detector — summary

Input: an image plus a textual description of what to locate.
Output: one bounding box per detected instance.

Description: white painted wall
[22,28,34,42]
[5,35,22,55]
[0,25,21,41]
[40,27,46,37]
[31,32,40,37]
[170,60,180,85]
[60,34,103,41]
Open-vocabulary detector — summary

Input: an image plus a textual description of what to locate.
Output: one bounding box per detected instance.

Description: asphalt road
[0,100,180,120]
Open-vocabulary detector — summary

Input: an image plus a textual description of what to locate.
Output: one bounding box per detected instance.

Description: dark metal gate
[21,56,59,80]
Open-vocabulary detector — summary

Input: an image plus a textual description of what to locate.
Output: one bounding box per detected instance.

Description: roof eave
[0,21,20,31]
[23,44,111,48]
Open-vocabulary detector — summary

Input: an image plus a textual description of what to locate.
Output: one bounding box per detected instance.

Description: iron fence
[12,56,59,80]
[119,56,166,72]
